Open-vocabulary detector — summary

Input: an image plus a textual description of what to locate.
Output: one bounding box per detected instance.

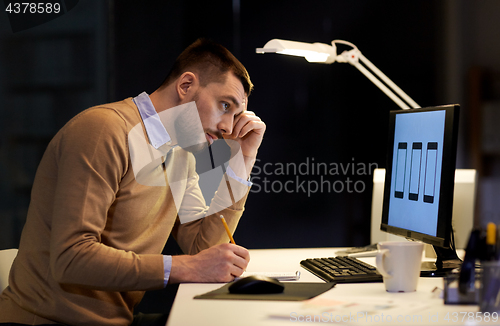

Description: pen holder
[480,261,500,314]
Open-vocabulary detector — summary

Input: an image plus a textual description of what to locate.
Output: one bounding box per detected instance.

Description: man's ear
[176,72,198,101]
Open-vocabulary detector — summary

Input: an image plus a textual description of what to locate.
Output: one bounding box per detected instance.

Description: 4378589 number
[444,312,498,323]
[5,2,61,14]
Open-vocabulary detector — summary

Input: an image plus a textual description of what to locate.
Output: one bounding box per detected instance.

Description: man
[0,39,265,325]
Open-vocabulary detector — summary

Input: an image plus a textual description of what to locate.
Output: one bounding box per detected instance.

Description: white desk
[166,248,491,326]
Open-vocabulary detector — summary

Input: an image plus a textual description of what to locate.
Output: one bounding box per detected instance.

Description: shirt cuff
[163,255,172,286]
[226,165,253,187]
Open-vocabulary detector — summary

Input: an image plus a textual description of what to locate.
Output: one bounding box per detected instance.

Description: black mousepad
[194,282,336,301]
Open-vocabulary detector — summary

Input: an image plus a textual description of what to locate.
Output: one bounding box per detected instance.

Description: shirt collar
[133,92,171,149]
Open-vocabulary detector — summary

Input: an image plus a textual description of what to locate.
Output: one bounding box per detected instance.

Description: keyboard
[300,256,383,283]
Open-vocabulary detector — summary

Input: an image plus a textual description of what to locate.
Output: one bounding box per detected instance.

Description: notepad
[239,271,301,281]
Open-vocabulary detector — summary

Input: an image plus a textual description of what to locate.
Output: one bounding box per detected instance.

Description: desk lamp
[256,39,420,110]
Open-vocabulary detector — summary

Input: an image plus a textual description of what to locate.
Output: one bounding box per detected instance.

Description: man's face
[192,72,247,146]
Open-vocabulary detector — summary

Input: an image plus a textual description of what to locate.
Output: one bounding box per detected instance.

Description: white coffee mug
[376,241,424,292]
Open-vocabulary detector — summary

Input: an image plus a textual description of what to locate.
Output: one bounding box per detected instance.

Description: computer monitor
[380,104,461,276]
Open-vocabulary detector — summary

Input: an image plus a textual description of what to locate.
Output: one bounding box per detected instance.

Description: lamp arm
[337,46,419,110]
[359,53,420,109]
[353,61,412,110]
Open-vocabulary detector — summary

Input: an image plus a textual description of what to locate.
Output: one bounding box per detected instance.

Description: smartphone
[409,142,422,201]
[424,142,438,203]
[394,142,407,199]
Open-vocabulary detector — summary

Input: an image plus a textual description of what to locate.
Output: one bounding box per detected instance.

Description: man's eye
[222,102,229,111]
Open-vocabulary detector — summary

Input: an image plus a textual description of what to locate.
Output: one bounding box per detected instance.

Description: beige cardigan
[0,98,248,325]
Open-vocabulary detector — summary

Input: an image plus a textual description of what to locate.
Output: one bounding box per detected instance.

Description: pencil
[220,215,236,244]
[486,222,497,260]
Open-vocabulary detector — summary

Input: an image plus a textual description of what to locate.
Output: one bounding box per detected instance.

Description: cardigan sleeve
[48,108,164,291]
[172,151,251,255]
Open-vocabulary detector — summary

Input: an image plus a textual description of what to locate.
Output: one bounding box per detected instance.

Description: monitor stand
[420,245,462,277]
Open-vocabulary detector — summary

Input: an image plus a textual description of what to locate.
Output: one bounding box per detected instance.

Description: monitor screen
[381,105,460,248]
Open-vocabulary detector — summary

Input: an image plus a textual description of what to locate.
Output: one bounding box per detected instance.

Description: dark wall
[0,0,439,249]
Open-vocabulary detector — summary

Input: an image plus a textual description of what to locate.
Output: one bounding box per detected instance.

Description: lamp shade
[256,39,337,64]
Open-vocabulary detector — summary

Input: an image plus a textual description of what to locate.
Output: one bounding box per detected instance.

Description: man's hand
[169,243,250,283]
[223,109,266,177]
[225,110,265,158]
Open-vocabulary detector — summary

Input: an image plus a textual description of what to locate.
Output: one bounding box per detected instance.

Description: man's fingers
[223,244,249,277]
[229,257,248,277]
[232,111,256,135]
[232,113,262,138]
[230,244,251,262]
[230,264,245,278]
[239,120,266,138]
[227,253,248,278]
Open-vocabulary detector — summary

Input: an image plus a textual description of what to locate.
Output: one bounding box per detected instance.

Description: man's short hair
[161,39,253,96]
